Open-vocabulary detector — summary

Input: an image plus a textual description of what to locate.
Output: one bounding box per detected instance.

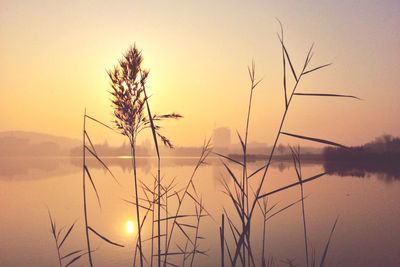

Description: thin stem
[233,64,304,266]
[52,232,62,267]
[82,109,94,267]
[165,187,168,263]
[243,66,256,267]
[157,157,161,267]
[150,178,156,267]
[141,80,162,267]
[300,184,309,267]
[163,143,210,265]
[220,214,225,267]
[189,205,202,267]
[131,143,144,267]
[261,217,266,267]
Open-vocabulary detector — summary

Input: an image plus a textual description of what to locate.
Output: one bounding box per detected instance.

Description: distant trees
[365,134,400,153]
[69,141,150,156]
[0,136,63,156]
[323,134,400,162]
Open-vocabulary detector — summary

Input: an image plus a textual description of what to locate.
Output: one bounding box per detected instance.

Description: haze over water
[1,1,400,267]
[1,157,399,266]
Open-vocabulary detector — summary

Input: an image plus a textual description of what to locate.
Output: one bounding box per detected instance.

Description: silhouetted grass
[47,23,358,267]
[48,210,86,267]
[217,21,358,267]
[289,145,309,267]
[81,111,124,266]
[108,45,181,267]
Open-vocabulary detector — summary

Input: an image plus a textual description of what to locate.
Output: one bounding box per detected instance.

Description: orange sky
[0,1,399,147]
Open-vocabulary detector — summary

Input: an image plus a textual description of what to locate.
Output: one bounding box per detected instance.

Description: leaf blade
[281,132,347,148]
[294,92,361,100]
[88,226,124,247]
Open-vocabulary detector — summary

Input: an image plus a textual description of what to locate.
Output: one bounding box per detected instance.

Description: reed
[319,217,339,267]
[289,145,309,267]
[163,139,212,266]
[81,111,124,266]
[47,211,86,267]
[48,24,357,266]
[138,143,211,267]
[218,21,359,267]
[108,45,181,267]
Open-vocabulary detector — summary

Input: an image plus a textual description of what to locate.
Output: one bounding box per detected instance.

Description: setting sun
[126,220,136,235]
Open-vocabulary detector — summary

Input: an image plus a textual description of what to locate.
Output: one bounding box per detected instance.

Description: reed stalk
[163,140,211,266]
[48,210,84,267]
[82,109,94,267]
[108,45,181,267]
[220,214,225,267]
[217,22,356,267]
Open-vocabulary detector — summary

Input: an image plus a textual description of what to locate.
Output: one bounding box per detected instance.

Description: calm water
[0,157,399,267]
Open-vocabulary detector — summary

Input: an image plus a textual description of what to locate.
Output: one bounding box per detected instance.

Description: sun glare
[126,220,136,235]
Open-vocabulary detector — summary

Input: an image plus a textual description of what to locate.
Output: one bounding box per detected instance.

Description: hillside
[0,131,80,157]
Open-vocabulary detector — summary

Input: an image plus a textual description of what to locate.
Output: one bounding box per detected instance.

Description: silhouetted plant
[108,45,181,267]
[48,211,86,267]
[218,21,357,267]
[289,145,309,267]
[81,111,124,267]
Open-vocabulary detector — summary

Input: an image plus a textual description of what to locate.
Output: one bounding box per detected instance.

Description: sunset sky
[1,0,399,147]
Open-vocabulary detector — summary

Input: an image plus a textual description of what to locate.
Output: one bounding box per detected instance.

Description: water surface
[0,157,399,267]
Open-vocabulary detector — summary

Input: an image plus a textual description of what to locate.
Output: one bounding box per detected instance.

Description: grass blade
[58,220,77,249]
[258,172,327,199]
[85,115,115,131]
[84,166,101,208]
[64,250,95,267]
[319,216,339,267]
[84,130,98,156]
[266,196,307,221]
[65,254,84,267]
[222,161,246,196]
[85,145,119,184]
[88,226,124,247]
[302,63,331,75]
[248,163,269,180]
[276,18,288,108]
[280,132,347,148]
[214,152,244,167]
[294,92,360,100]
[277,33,298,81]
[60,249,84,260]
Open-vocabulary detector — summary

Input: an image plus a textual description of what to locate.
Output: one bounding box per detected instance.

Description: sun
[126,220,136,235]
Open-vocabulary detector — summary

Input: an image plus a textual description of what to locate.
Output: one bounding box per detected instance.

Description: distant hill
[0,131,80,157]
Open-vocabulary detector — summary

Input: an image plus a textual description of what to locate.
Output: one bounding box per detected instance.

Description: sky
[0,0,399,147]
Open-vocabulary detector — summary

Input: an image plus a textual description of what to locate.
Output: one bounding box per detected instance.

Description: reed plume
[108,45,181,267]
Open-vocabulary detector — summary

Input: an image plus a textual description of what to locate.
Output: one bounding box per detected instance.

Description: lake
[0,156,399,267]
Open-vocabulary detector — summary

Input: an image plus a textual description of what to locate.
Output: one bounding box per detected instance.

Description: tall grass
[218,21,358,267]
[48,210,90,267]
[108,45,181,267]
[289,145,309,267]
[47,24,356,267]
[81,111,124,266]
[161,140,212,266]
